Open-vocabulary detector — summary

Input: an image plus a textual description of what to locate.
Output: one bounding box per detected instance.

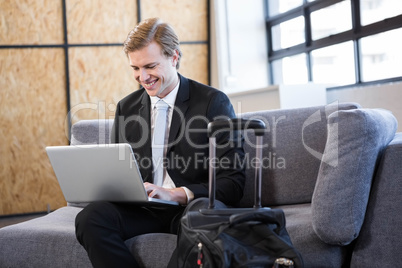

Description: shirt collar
[150,78,180,109]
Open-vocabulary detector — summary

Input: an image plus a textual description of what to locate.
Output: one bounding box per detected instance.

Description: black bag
[179,206,303,267]
[176,119,304,268]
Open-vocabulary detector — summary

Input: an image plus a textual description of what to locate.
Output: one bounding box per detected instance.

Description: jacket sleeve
[110,102,121,144]
[187,90,246,206]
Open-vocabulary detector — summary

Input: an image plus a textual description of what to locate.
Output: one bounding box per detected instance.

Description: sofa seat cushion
[312,109,398,245]
[125,233,177,267]
[0,206,92,268]
[0,206,177,268]
[277,203,349,268]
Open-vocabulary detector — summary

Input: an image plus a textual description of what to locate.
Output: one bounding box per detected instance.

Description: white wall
[327,81,402,132]
[228,81,402,133]
[228,86,280,114]
[279,83,328,109]
[228,83,328,114]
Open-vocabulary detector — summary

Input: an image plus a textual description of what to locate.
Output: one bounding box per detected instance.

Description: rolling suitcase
[176,118,304,268]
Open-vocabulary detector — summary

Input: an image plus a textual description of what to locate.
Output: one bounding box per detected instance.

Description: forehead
[128,42,165,66]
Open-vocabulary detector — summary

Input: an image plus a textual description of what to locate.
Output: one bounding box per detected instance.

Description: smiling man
[75,18,245,268]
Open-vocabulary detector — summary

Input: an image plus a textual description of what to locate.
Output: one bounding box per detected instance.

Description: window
[360,0,402,26]
[360,27,402,81]
[272,54,308,84]
[267,0,402,87]
[310,0,352,40]
[272,16,305,50]
[311,41,355,84]
[268,0,304,16]
[211,0,269,93]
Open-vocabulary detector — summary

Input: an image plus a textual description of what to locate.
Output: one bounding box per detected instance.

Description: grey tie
[152,100,169,186]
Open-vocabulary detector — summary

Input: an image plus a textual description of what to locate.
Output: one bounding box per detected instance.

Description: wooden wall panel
[0,48,68,215]
[69,46,138,123]
[180,44,209,85]
[66,0,137,44]
[141,0,208,41]
[0,0,209,216]
[0,0,63,45]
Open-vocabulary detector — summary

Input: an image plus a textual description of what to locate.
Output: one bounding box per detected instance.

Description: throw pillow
[312,108,397,245]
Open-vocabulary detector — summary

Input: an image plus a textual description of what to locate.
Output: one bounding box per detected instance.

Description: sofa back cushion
[69,103,362,209]
[311,108,397,245]
[238,102,360,207]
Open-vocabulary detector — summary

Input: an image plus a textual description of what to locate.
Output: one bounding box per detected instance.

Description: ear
[172,49,179,67]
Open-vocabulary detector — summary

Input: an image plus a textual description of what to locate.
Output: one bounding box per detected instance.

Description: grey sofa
[1,102,401,267]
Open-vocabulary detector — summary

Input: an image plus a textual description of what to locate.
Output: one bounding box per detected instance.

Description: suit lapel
[138,91,153,183]
[139,91,151,129]
[168,74,190,152]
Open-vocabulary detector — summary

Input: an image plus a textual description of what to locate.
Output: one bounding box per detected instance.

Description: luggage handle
[207,118,266,138]
[207,118,266,209]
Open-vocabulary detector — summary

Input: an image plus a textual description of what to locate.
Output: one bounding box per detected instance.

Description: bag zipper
[197,242,203,268]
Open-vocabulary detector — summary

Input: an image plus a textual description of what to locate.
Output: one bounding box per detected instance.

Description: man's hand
[144,182,188,205]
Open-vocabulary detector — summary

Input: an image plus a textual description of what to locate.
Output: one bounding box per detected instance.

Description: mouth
[144,79,158,89]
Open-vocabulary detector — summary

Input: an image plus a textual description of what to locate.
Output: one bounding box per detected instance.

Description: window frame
[265,0,402,88]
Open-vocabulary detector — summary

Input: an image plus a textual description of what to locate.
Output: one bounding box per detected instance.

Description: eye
[147,65,156,69]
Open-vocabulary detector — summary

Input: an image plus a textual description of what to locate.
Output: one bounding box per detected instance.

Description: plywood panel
[69,46,138,123]
[0,48,68,215]
[141,0,208,42]
[66,0,137,44]
[180,44,209,85]
[0,0,63,45]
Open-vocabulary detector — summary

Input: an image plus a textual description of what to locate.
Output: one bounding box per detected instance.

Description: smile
[144,80,157,88]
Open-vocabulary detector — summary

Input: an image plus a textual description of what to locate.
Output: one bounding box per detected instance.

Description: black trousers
[75,201,186,268]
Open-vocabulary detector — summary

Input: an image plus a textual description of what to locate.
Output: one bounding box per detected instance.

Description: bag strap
[229,209,285,227]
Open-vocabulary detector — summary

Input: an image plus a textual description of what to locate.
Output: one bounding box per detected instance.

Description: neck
[158,74,179,99]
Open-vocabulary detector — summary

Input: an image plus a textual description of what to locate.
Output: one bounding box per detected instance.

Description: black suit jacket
[111,74,245,206]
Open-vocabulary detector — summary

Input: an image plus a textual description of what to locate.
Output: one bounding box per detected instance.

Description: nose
[136,68,150,83]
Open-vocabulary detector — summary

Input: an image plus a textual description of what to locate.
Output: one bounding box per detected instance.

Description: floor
[0,213,46,228]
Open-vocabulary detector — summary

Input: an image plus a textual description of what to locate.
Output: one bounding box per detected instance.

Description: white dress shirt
[149,79,194,203]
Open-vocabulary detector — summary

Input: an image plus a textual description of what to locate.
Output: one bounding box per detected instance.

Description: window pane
[361,0,402,26]
[360,28,402,82]
[268,0,303,17]
[272,16,305,50]
[311,41,355,85]
[272,54,308,84]
[311,0,352,40]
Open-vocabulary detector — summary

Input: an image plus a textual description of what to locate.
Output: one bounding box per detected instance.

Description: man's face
[128,41,179,99]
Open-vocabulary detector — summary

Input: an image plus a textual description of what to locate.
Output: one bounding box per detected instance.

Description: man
[75,18,245,267]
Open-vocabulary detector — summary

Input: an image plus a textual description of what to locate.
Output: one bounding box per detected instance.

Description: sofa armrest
[351,132,402,267]
[68,119,114,207]
[67,202,89,208]
[70,119,114,145]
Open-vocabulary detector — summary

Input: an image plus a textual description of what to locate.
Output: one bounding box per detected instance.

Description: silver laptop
[46,143,178,206]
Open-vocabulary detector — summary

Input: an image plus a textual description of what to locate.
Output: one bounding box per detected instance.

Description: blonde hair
[123,18,182,69]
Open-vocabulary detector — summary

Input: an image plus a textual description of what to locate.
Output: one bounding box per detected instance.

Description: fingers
[143,183,186,204]
[144,182,163,198]
[144,182,159,192]
[149,188,166,200]
[148,188,158,198]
